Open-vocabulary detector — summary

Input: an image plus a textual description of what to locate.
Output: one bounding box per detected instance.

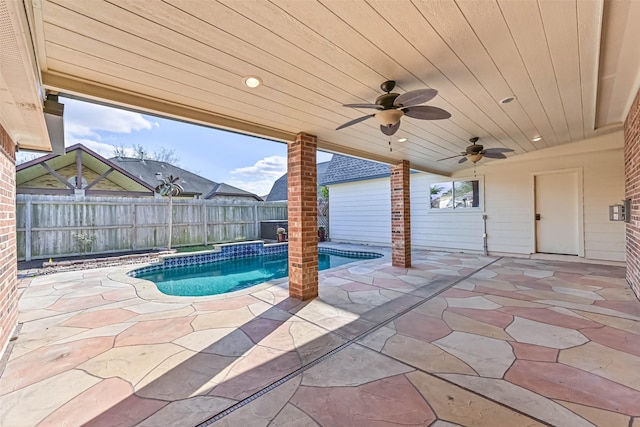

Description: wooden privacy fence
[16,195,288,261]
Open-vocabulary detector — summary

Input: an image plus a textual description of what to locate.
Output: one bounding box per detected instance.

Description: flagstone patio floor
[1,245,639,426]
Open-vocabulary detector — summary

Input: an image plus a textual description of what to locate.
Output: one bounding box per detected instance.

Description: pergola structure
[2,0,640,355]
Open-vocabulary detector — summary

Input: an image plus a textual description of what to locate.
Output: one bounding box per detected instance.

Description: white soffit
[597,0,640,128]
[18,0,639,172]
[0,0,51,151]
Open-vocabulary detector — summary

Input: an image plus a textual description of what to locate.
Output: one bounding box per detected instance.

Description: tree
[320,185,329,200]
[113,144,180,165]
[133,144,148,160]
[430,185,444,195]
[112,145,128,158]
[154,175,184,250]
[151,147,180,164]
[16,153,44,165]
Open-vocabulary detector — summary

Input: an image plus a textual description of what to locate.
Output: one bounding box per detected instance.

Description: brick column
[391,160,411,267]
[0,124,17,358]
[288,133,318,300]
[625,88,640,299]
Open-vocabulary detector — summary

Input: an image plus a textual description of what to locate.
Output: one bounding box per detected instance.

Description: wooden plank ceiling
[25,0,640,174]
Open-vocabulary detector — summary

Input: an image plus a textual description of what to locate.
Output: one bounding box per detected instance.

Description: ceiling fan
[438,137,514,164]
[336,80,451,136]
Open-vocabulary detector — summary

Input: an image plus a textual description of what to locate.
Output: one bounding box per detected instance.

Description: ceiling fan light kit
[336,80,452,136]
[375,109,404,126]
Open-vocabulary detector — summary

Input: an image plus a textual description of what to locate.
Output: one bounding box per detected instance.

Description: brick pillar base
[625,88,640,299]
[288,133,318,300]
[0,125,17,358]
[391,160,411,267]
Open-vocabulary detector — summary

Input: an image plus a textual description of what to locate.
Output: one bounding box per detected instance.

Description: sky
[17,97,332,196]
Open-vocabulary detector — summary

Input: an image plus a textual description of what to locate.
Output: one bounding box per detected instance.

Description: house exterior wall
[0,124,17,358]
[475,135,624,261]
[329,133,625,263]
[624,88,640,298]
[329,178,391,246]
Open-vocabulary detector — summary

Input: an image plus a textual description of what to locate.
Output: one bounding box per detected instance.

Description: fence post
[25,199,32,261]
[131,203,137,250]
[254,204,259,240]
[202,199,208,246]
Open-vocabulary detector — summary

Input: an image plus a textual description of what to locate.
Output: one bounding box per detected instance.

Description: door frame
[529,168,585,257]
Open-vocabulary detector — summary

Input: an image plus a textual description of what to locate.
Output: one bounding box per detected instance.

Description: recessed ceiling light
[398,137,408,143]
[532,136,542,142]
[243,75,262,88]
[500,96,516,104]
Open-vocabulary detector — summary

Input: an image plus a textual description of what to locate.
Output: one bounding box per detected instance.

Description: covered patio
[1,246,638,426]
[2,1,640,425]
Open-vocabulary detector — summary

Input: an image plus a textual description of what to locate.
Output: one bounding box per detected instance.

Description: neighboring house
[324,134,625,263]
[111,156,262,201]
[16,144,155,197]
[205,183,263,201]
[266,161,331,201]
[321,154,392,244]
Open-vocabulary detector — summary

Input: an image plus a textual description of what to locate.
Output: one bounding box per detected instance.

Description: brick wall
[287,133,318,300]
[391,160,411,267]
[0,124,17,357]
[625,88,640,299]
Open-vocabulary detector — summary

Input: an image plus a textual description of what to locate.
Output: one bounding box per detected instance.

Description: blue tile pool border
[127,241,382,278]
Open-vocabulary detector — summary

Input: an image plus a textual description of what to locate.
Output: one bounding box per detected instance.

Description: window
[430,179,480,210]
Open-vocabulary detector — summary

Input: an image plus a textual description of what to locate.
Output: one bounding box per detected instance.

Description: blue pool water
[136,251,380,297]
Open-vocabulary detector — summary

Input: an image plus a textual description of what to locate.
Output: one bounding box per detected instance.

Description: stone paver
[2,248,638,426]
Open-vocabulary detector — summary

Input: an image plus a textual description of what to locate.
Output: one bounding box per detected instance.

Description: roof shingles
[110,157,260,199]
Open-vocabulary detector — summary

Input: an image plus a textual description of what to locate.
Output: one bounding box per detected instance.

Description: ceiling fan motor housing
[466,144,484,154]
[375,93,400,109]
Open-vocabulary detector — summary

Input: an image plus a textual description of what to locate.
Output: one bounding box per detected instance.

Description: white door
[535,172,579,255]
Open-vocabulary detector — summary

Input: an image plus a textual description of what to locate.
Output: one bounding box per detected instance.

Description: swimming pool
[132,248,382,297]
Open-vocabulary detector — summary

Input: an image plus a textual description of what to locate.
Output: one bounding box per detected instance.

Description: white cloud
[231,155,287,177]
[63,98,157,140]
[67,138,137,159]
[227,155,287,196]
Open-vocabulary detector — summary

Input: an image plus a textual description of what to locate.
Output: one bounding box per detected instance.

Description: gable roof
[266,161,331,201]
[110,157,216,197]
[321,154,391,186]
[110,156,261,199]
[206,183,262,200]
[16,144,156,193]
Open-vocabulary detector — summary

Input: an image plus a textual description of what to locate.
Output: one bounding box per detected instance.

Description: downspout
[482,214,488,256]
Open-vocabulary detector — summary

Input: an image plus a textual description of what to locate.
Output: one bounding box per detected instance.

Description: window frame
[428,176,484,212]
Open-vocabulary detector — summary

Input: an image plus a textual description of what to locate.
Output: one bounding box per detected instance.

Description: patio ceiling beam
[40,162,75,190]
[84,190,154,197]
[318,138,452,176]
[76,150,83,189]
[84,167,115,190]
[42,72,296,145]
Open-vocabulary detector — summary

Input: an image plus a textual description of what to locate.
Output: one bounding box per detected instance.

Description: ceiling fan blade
[381,120,401,136]
[403,105,452,120]
[458,156,469,164]
[343,103,383,109]
[393,88,438,108]
[482,152,507,159]
[483,147,514,154]
[437,153,465,161]
[336,114,375,130]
